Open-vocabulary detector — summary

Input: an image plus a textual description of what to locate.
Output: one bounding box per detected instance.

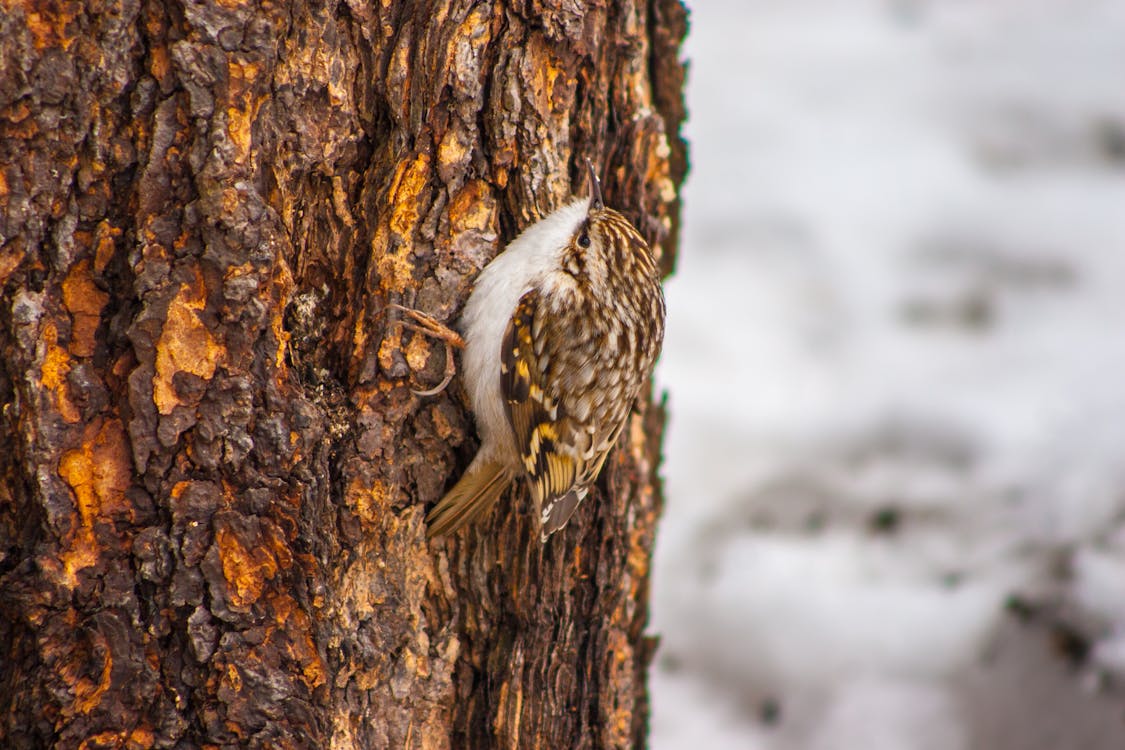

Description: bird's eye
[577,232,591,248]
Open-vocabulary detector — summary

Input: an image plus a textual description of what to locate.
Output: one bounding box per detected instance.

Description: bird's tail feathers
[539,487,588,542]
[426,457,513,538]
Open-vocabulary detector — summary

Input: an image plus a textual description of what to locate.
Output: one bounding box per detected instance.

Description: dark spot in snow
[760,697,782,726]
[1049,622,1091,669]
[941,571,964,588]
[1004,594,1040,623]
[869,506,901,534]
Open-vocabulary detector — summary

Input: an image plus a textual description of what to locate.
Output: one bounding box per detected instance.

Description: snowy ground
[650,1,1125,748]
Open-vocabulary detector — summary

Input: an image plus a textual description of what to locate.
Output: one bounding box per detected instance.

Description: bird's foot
[387,304,464,396]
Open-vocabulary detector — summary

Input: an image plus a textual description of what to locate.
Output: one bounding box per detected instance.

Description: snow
[650,1,1125,747]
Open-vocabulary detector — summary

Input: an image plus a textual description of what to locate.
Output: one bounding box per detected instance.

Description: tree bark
[0,1,687,747]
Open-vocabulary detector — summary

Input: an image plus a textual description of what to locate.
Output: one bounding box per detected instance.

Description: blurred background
[650,1,1125,748]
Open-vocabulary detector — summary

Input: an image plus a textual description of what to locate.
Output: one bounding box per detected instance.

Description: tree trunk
[0,1,687,747]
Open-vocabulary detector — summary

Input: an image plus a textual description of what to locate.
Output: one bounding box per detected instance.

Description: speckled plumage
[426,178,665,541]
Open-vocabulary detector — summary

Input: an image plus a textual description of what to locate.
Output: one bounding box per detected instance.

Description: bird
[405,161,666,541]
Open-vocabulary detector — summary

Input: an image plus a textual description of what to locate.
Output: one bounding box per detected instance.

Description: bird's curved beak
[585,158,605,212]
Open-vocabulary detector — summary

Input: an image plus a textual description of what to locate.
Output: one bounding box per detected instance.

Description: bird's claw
[387,303,463,396]
[410,372,455,398]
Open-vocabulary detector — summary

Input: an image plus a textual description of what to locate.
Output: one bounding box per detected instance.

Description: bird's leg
[386,303,465,396]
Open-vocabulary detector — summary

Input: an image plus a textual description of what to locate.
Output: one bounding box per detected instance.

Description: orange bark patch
[127,727,155,749]
[378,151,430,290]
[527,37,570,115]
[447,179,496,235]
[268,256,295,371]
[267,591,327,690]
[227,59,262,99]
[153,268,223,414]
[56,418,132,588]
[223,661,243,693]
[168,479,191,507]
[272,308,290,372]
[0,241,23,286]
[215,525,280,608]
[404,335,432,372]
[24,4,78,51]
[431,403,455,440]
[346,475,392,526]
[93,220,121,274]
[62,259,109,357]
[225,105,252,163]
[388,152,431,237]
[603,629,635,747]
[437,128,471,175]
[71,645,112,715]
[40,320,80,423]
[226,61,262,165]
[47,527,96,592]
[149,44,171,87]
[58,418,132,522]
[374,240,417,295]
[78,726,155,750]
[534,61,564,110]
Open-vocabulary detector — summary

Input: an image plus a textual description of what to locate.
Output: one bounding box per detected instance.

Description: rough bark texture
[0,1,687,748]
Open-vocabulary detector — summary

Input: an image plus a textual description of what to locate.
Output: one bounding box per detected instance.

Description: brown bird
[419,162,666,541]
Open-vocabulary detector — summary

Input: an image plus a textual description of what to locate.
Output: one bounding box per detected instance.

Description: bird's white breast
[459,198,590,461]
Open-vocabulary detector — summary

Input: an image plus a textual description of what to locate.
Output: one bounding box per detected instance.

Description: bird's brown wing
[500,290,581,514]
